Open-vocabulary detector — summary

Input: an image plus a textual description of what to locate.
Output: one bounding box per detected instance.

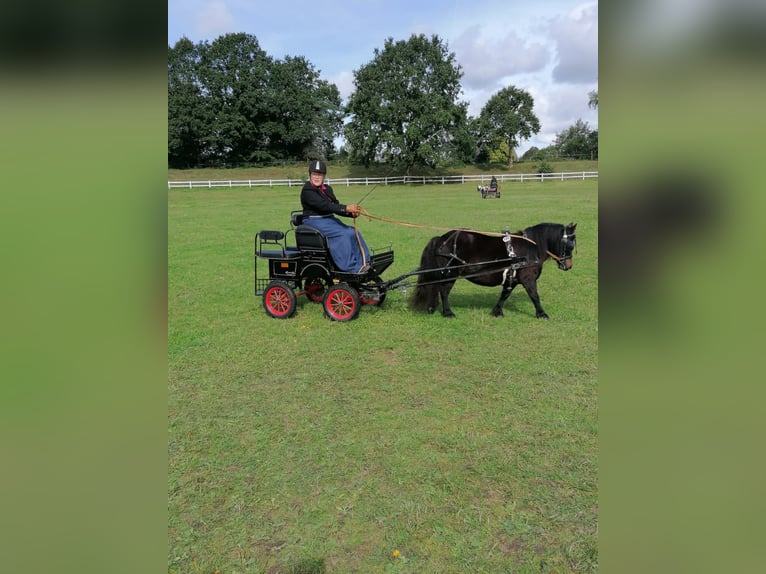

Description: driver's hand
[346,203,362,217]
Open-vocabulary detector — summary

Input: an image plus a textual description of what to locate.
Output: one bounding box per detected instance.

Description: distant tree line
[169,33,597,171]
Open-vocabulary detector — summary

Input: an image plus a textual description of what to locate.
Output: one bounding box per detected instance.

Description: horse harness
[435,230,468,272]
[435,229,526,286]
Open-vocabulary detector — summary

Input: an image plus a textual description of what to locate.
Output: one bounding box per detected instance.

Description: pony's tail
[410,236,441,311]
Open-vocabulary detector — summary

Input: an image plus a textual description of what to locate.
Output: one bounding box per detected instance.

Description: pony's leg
[426,281,440,314]
[520,278,548,319]
[438,279,457,318]
[491,278,516,317]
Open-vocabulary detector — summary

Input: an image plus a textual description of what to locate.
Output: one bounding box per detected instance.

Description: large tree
[476,86,540,168]
[344,34,471,172]
[197,33,273,165]
[554,118,598,159]
[261,56,344,161]
[168,37,208,168]
[168,33,346,167]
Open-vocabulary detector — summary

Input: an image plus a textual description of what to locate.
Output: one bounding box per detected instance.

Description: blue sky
[168,0,597,155]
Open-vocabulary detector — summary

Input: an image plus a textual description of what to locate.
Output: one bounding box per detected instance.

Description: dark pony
[410,222,577,319]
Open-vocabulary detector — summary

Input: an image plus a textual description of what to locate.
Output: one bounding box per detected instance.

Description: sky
[167,0,598,156]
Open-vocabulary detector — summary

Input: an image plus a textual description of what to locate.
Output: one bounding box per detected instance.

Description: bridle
[551,230,576,270]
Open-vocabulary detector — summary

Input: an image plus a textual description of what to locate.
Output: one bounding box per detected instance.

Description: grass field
[168,179,598,573]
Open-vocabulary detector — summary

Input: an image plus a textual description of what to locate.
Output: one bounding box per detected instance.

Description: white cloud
[195,1,235,39]
[549,1,598,84]
[331,71,356,103]
[454,25,550,89]
[522,81,598,153]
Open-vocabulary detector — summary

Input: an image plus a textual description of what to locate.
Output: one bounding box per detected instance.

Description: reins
[357,207,565,262]
[359,207,529,240]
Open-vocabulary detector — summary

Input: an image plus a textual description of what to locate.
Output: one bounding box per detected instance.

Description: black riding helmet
[308,159,327,174]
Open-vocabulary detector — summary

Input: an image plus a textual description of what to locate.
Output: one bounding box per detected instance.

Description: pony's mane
[522,222,563,251]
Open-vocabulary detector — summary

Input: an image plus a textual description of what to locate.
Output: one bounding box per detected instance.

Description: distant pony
[411,222,577,318]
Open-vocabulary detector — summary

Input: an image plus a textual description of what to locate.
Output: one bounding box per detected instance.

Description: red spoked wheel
[303,274,330,303]
[323,283,361,322]
[263,280,297,319]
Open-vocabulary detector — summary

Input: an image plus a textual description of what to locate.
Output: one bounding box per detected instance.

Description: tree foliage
[588,89,598,109]
[168,37,208,168]
[168,32,592,170]
[197,33,272,164]
[167,34,343,168]
[344,34,473,172]
[554,119,598,160]
[476,86,541,168]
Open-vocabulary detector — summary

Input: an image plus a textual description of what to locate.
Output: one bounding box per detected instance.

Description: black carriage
[254,211,394,321]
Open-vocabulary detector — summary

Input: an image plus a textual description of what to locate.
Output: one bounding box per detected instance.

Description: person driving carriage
[300,160,371,273]
[489,175,498,191]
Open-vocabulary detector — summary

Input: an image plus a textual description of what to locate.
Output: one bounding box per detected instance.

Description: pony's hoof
[492,310,504,317]
[443,311,456,318]
[537,312,549,319]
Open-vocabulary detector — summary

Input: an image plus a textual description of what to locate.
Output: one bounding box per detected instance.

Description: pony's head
[556,222,577,270]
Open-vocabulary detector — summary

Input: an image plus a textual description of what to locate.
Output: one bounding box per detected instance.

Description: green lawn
[169,179,598,573]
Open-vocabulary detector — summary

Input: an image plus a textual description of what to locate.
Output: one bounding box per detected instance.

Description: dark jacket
[300,181,351,218]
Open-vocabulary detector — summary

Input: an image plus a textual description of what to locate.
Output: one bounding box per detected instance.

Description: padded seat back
[295,225,327,250]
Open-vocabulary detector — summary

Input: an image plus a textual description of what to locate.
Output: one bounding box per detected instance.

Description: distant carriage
[477,176,500,198]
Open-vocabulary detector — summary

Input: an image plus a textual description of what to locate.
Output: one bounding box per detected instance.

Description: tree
[197,33,273,165]
[588,89,598,109]
[521,145,557,161]
[476,86,541,169]
[261,56,343,161]
[554,119,598,159]
[168,37,209,168]
[344,34,471,172]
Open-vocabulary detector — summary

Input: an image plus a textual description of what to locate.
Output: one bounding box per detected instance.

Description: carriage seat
[295,225,328,250]
[256,230,301,259]
[291,211,329,251]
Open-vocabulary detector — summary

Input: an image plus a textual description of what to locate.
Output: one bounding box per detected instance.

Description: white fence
[167,171,598,190]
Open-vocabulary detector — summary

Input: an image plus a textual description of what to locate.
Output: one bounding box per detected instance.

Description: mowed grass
[168,180,598,573]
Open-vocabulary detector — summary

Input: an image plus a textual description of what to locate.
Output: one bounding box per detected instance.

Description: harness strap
[436,230,467,272]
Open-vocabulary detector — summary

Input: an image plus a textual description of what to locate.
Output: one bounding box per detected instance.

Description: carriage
[254,211,395,321]
[477,179,500,199]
